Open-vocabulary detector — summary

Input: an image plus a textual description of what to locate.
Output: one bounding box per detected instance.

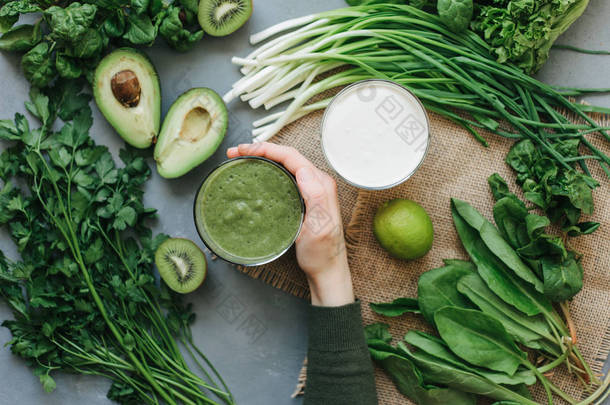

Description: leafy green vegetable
[471,0,592,74]
[417,262,475,325]
[456,273,554,350]
[397,344,539,404]
[434,307,526,375]
[452,198,544,293]
[371,348,476,405]
[0,81,234,405]
[0,20,41,52]
[370,297,420,317]
[159,6,204,52]
[404,331,536,386]
[505,139,597,232]
[541,253,583,302]
[437,0,473,33]
[0,0,205,87]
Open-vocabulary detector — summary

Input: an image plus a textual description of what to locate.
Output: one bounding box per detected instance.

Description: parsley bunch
[0,80,234,405]
[0,0,203,87]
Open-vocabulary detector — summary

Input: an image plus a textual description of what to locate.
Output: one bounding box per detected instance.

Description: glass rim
[193,156,305,267]
[320,79,431,190]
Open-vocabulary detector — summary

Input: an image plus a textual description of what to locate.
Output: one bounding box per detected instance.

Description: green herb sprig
[0,80,234,405]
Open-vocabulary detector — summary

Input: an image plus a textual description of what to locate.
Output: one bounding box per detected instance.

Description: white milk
[321,80,429,189]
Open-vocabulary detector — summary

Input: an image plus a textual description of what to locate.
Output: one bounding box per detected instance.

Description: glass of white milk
[321,80,430,189]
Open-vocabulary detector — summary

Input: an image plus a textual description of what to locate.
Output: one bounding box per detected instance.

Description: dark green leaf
[39,374,56,393]
[451,201,552,317]
[453,198,544,293]
[505,140,537,174]
[0,20,41,52]
[488,173,511,201]
[404,330,536,385]
[398,344,538,404]
[21,41,56,88]
[131,0,150,14]
[435,307,527,375]
[364,322,392,343]
[123,13,156,45]
[437,0,473,33]
[563,222,600,237]
[45,3,97,41]
[370,297,420,317]
[417,262,475,325]
[56,53,83,79]
[542,253,583,302]
[457,273,553,349]
[69,28,103,59]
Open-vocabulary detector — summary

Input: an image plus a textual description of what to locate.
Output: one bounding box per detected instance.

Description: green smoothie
[195,158,303,264]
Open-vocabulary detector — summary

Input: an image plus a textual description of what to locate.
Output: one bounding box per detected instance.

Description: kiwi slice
[198,0,253,37]
[155,238,207,294]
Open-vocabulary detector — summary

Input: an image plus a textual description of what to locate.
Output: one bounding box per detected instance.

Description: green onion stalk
[225,4,610,180]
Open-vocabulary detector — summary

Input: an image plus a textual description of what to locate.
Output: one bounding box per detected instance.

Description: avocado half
[154,88,228,178]
[93,48,161,149]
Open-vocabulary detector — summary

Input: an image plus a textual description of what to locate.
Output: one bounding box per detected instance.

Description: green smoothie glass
[194,156,305,266]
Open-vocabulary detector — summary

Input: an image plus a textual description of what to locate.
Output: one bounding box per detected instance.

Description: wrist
[307,263,355,307]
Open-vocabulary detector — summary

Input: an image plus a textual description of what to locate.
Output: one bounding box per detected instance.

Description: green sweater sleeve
[304,301,378,405]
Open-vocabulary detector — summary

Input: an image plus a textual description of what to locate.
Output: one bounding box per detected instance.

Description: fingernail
[297,167,314,183]
[238,143,250,149]
[227,147,237,155]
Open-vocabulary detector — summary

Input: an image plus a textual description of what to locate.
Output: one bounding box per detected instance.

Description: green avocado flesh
[93,48,161,149]
[197,159,303,263]
[154,88,228,178]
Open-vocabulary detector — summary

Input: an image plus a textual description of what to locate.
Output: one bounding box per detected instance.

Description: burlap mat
[235,102,610,404]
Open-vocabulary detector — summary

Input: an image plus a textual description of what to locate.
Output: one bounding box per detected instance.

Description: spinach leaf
[398,344,538,404]
[369,346,476,405]
[404,331,536,386]
[492,196,529,249]
[563,221,600,237]
[21,42,56,88]
[434,307,527,375]
[437,0,473,33]
[542,253,583,302]
[364,322,392,343]
[488,173,512,201]
[506,140,537,174]
[370,297,420,317]
[159,7,204,52]
[417,262,475,325]
[123,13,157,45]
[0,20,41,52]
[451,202,551,317]
[45,3,97,42]
[56,53,83,79]
[456,273,554,350]
[452,198,544,293]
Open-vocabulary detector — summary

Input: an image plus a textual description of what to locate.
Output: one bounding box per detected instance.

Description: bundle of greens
[0,0,203,87]
[345,0,592,74]
[365,195,610,404]
[0,80,233,405]
[471,0,591,74]
[226,4,610,184]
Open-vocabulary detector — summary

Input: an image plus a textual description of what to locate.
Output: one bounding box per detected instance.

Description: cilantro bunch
[471,0,590,74]
[0,0,203,87]
[0,80,233,405]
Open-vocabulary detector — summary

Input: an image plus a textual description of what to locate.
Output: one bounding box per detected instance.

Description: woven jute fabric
[235,102,610,404]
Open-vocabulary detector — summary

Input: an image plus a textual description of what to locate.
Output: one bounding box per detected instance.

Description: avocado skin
[154,88,228,179]
[93,48,161,149]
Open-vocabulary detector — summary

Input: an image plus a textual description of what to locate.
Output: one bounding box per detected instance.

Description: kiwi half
[198,0,253,37]
[155,238,207,294]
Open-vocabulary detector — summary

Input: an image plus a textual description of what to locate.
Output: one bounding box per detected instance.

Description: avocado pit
[179,107,212,142]
[111,70,141,108]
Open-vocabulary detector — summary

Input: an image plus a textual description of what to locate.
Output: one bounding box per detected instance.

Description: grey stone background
[0,0,608,404]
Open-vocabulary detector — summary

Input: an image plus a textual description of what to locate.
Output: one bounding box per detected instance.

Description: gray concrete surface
[0,0,608,404]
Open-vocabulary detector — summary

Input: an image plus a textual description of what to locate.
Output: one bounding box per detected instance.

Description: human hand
[227,143,355,307]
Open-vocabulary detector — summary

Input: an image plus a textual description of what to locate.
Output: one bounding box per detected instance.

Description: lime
[373,199,434,260]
